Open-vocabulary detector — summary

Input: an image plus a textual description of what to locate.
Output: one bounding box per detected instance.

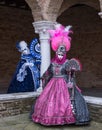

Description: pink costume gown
[32,59,76,125]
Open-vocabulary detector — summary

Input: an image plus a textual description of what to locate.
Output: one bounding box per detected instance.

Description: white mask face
[22,48,30,55]
[19,41,30,55]
[57,53,64,60]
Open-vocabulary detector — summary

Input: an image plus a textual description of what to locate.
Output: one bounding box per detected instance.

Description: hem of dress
[33,121,75,126]
[32,115,76,126]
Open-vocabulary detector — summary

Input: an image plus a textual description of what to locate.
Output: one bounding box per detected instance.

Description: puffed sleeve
[41,64,53,89]
[65,58,82,72]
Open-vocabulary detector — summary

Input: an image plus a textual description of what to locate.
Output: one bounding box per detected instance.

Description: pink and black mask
[49,24,72,64]
[52,45,67,64]
[56,45,66,60]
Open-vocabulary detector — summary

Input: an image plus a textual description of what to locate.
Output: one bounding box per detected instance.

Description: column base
[98,12,102,18]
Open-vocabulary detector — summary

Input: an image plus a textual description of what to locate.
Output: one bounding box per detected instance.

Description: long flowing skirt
[7,67,35,93]
[32,77,75,125]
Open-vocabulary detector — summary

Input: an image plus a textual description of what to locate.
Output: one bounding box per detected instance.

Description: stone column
[98,0,102,18]
[98,12,102,18]
[32,21,56,92]
[33,21,56,77]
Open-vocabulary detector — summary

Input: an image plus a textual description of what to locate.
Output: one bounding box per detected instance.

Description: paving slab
[0,113,102,130]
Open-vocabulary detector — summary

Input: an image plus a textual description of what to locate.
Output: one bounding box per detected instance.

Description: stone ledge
[0,92,40,101]
[0,92,102,106]
[84,96,102,105]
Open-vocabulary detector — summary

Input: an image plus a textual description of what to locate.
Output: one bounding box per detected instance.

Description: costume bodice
[51,60,68,77]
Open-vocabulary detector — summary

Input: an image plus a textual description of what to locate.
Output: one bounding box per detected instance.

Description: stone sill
[0,92,40,101]
[0,92,102,106]
[84,96,102,105]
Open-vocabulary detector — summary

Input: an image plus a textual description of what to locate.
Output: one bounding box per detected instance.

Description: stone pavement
[0,113,102,130]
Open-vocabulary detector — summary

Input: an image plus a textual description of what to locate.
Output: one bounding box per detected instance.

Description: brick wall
[88,104,102,122]
[0,97,36,117]
[0,92,38,117]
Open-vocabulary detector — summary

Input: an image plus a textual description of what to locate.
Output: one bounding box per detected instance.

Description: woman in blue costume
[7,39,41,93]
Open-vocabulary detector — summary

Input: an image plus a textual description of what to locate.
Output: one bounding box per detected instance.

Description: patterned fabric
[31,59,90,125]
[32,77,75,125]
[7,54,40,93]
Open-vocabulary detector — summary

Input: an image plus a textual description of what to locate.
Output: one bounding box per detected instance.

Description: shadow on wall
[0,6,39,94]
[57,4,102,90]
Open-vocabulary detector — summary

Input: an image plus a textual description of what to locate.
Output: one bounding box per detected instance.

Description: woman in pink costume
[31,24,90,126]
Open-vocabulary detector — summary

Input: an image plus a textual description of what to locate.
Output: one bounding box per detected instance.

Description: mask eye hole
[60,47,63,50]
[22,49,27,52]
[58,54,64,56]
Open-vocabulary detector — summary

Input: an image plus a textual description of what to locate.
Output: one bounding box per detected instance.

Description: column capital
[98,12,102,18]
[32,21,57,34]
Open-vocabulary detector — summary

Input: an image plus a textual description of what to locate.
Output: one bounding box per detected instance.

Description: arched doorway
[57,4,102,96]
